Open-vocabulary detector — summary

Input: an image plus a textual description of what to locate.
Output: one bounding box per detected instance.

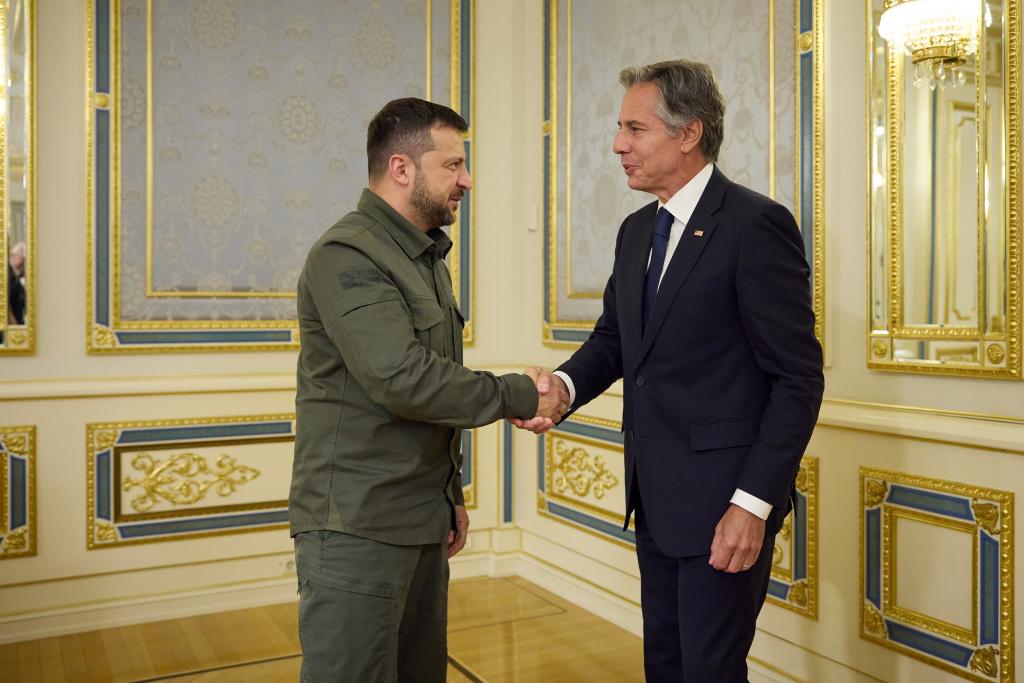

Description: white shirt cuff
[730,489,772,520]
[552,371,576,406]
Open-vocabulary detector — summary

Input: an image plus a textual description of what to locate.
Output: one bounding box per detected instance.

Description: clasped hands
[511,367,569,434]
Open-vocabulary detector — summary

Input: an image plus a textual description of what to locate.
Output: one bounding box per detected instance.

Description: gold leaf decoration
[92,325,116,348]
[788,580,808,607]
[795,465,808,493]
[772,543,783,567]
[986,343,1005,364]
[2,434,27,454]
[968,646,998,677]
[1,528,27,552]
[123,452,262,512]
[780,515,793,541]
[864,602,887,638]
[7,330,27,347]
[93,429,118,452]
[95,522,117,542]
[872,339,888,358]
[551,441,619,500]
[864,479,889,508]
[972,499,1000,535]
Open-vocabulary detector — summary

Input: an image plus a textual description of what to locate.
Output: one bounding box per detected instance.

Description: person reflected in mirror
[7,242,26,325]
[512,60,824,682]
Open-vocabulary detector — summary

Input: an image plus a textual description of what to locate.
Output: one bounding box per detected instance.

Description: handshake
[510,367,571,435]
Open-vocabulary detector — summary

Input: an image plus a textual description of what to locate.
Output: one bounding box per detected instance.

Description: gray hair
[619,59,725,163]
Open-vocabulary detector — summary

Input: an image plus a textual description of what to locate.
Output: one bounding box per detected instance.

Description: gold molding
[0,425,36,560]
[866,0,1022,378]
[767,455,819,619]
[883,505,978,646]
[86,0,474,351]
[0,0,36,356]
[544,0,825,355]
[860,467,1015,683]
[86,414,294,549]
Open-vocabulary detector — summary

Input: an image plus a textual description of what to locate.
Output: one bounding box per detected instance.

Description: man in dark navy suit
[514,60,824,681]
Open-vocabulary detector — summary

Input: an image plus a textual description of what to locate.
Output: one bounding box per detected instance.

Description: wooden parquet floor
[0,576,644,682]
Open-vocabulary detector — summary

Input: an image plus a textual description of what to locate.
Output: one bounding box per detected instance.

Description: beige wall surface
[1,1,1022,682]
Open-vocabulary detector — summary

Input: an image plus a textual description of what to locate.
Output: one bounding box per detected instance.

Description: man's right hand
[511,367,570,434]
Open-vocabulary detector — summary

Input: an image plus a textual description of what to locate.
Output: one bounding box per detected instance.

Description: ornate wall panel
[86,414,476,545]
[766,454,817,619]
[537,414,632,548]
[542,0,824,349]
[86,0,475,352]
[861,467,1014,682]
[87,414,294,547]
[0,426,35,559]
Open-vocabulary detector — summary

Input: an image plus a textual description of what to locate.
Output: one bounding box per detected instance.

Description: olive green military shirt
[290,189,538,545]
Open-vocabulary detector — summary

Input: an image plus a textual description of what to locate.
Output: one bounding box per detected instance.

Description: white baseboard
[512,553,643,636]
[0,577,299,644]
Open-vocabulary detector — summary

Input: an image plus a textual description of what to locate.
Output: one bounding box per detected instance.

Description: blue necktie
[642,207,674,332]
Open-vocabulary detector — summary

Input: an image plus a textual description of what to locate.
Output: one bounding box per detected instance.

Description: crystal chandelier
[878,0,992,90]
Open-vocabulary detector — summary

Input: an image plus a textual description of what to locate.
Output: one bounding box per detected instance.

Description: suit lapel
[635,167,729,367]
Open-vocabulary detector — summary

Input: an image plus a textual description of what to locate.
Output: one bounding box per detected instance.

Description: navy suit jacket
[558,166,824,557]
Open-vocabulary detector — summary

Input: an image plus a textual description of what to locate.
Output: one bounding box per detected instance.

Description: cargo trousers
[294,530,449,682]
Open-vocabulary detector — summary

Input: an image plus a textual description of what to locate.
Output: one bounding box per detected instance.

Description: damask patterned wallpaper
[552,0,794,316]
[117,0,452,322]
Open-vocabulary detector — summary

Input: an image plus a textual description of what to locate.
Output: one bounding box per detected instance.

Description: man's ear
[387,154,413,187]
[678,119,703,155]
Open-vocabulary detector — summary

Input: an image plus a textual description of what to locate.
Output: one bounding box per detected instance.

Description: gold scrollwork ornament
[123,452,262,512]
[2,434,27,454]
[864,479,889,508]
[772,543,783,566]
[780,515,793,541]
[871,339,888,358]
[788,580,808,608]
[968,646,999,677]
[93,429,118,451]
[972,499,1001,535]
[7,330,27,347]
[92,325,116,349]
[864,602,887,638]
[1,528,27,552]
[551,441,619,500]
[95,522,117,542]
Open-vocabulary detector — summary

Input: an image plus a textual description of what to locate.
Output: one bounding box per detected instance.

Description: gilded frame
[866,0,1022,378]
[860,467,1014,682]
[536,414,634,549]
[0,0,35,355]
[541,0,826,352]
[86,414,294,548]
[86,0,476,353]
[766,454,818,619]
[0,425,36,559]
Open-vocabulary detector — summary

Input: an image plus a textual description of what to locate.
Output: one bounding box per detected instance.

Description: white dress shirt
[554,163,772,520]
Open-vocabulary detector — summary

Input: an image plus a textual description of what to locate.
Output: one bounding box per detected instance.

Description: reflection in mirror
[868,0,1020,377]
[0,0,32,354]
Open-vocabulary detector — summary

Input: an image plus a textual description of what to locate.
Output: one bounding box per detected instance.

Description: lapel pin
[693,229,704,237]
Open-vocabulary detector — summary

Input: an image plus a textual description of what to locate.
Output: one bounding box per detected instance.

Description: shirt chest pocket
[408,296,445,352]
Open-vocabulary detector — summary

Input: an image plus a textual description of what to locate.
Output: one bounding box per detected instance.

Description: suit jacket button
[635,376,645,387]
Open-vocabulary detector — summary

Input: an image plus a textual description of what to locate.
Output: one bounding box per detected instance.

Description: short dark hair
[366,98,468,181]
[619,60,725,163]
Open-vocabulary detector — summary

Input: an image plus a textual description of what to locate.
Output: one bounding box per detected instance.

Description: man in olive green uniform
[290,98,562,682]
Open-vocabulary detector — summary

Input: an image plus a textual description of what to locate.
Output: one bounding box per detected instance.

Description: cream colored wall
[2,2,1022,683]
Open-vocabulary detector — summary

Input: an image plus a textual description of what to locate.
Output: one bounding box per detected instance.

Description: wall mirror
[0,0,33,355]
[868,0,1021,377]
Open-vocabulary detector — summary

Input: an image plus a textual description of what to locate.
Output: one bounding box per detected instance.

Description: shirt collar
[657,162,715,226]
[358,189,453,260]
